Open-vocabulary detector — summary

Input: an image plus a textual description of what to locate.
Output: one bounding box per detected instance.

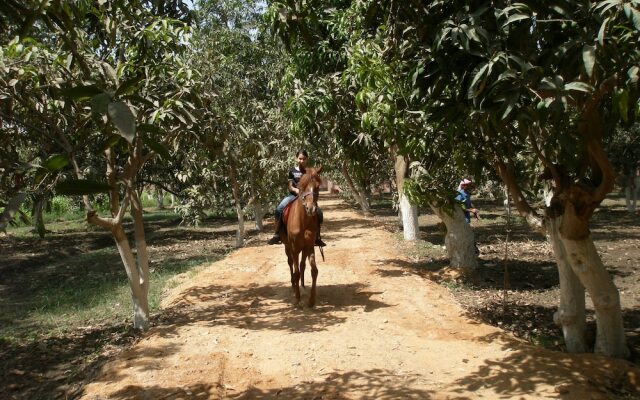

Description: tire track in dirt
[81,194,640,400]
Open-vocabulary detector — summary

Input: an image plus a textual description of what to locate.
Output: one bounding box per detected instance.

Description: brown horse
[279,166,323,307]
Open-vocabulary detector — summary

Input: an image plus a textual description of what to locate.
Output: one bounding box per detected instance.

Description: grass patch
[1,209,233,346]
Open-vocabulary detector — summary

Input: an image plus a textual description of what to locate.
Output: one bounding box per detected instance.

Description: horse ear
[316,165,323,174]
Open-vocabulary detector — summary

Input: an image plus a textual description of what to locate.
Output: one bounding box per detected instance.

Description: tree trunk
[394,153,419,240]
[340,160,371,215]
[624,174,639,213]
[33,196,46,238]
[155,187,164,209]
[560,234,629,358]
[0,192,27,232]
[431,205,478,269]
[112,222,149,331]
[547,215,587,352]
[129,190,150,330]
[400,195,419,240]
[253,200,265,232]
[228,162,244,248]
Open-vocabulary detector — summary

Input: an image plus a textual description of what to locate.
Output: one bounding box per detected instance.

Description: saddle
[282,198,296,225]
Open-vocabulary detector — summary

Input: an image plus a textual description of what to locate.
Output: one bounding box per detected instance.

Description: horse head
[299,165,323,217]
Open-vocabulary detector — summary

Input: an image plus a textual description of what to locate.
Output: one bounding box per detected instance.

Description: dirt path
[81,195,640,400]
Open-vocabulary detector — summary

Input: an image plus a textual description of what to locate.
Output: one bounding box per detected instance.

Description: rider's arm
[288,180,299,194]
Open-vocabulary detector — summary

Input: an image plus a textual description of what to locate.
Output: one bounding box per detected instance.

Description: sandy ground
[80,194,640,400]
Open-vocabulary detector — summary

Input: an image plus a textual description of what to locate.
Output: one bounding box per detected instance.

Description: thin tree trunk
[228,162,244,248]
[254,200,265,232]
[431,205,477,269]
[547,215,587,353]
[155,187,164,209]
[33,196,46,238]
[129,189,150,330]
[112,222,149,331]
[340,160,371,215]
[249,174,264,231]
[394,153,419,240]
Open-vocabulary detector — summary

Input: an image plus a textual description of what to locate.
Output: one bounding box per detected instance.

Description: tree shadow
[155,282,393,337]
[0,321,141,400]
[235,369,437,399]
[106,383,215,400]
[450,334,639,399]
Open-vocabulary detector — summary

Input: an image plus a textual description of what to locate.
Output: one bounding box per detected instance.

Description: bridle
[300,189,318,201]
[299,187,319,215]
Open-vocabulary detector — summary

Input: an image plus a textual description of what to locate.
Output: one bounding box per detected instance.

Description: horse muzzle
[304,205,317,217]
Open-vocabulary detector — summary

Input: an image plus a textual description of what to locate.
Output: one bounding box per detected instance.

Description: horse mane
[298,168,321,191]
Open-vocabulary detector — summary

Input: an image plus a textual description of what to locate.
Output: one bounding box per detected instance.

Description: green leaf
[91,93,111,116]
[43,154,68,171]
[114,75,143,97]
[582,45,596,78]
[501,14,530,29]
[598,17,610,45]
[56,180,112,195]
[628,66,639,84]
[564,82,593,93]
[138,123,165,135]
[142,136,170,160]
[61,84,103,100]
[107,101,136,143]
[97,134,122,153]
[615,89,629,123]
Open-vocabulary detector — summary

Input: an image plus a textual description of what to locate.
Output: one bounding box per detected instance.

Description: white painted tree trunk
[546,215,587,353]
[253,200,265,232]
[560,235,629,358]
[170,194,176,207]
[432,205,478,269]
[130,191,150,330]
[625,177,639,212]
[155,187,164,209]
[399,194,419,241]
[228,163,244,248]
[113,224,149,331]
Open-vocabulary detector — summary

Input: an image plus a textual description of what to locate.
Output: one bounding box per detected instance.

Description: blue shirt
[455,189,472,223]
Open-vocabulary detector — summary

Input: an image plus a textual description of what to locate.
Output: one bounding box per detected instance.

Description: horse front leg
[285,245,294,289]
[300,250,306,289]
[308,249,318,308]
[292,251,301,305]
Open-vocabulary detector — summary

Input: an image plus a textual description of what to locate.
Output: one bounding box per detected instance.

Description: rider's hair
[296,149,308,158]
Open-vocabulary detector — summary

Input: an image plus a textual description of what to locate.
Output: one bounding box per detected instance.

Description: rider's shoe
[267,235,281,245]
[315,237,326,247]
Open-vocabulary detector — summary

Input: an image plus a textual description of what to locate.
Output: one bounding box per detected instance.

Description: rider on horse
[267,149,326,247]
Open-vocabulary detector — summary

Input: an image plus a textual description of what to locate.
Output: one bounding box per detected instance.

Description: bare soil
[73,194,640,400]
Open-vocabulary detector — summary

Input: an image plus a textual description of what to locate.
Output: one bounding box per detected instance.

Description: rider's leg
[268,195,295,244]
[267,211,282,244]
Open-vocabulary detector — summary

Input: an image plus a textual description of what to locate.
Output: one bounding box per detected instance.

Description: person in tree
[456,178,480,255]
[455,178,479,223]
[267,150,326,246]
